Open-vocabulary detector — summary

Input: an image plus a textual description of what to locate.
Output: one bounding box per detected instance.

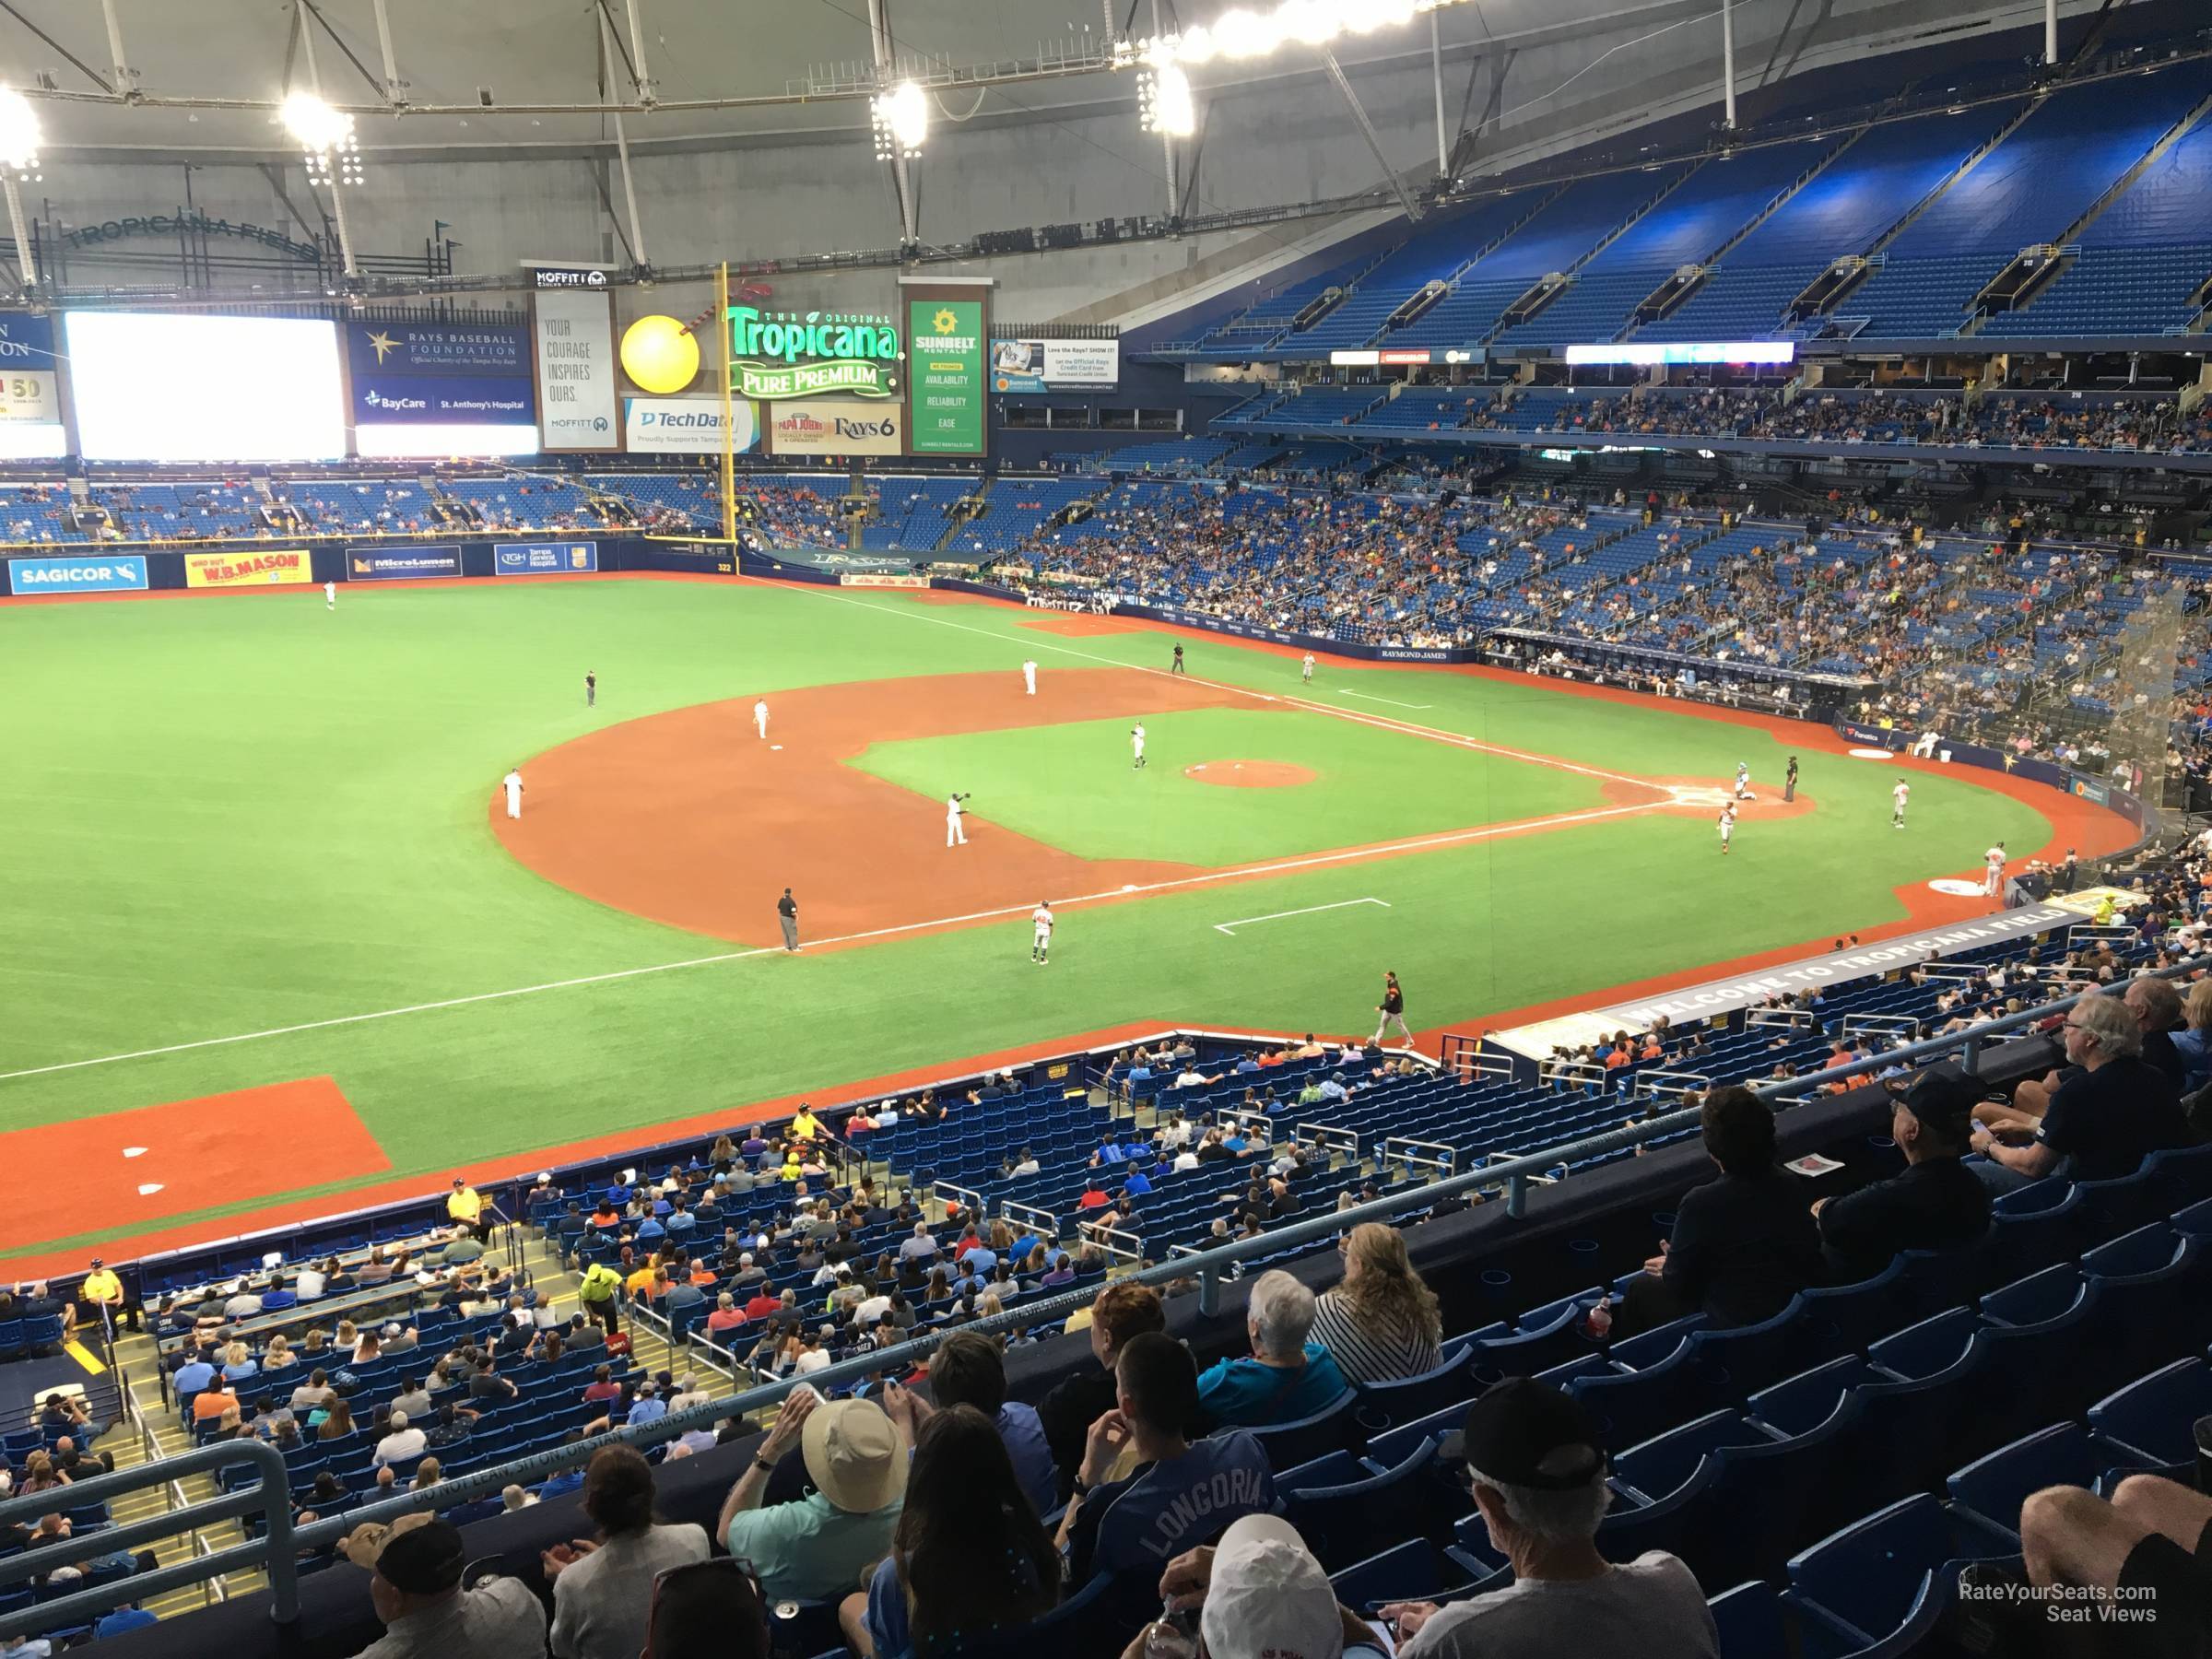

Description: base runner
[1032,900,1054,965]
[1718,802,1735,854]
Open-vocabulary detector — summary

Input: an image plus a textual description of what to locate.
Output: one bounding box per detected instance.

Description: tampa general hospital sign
[725,305,900,400]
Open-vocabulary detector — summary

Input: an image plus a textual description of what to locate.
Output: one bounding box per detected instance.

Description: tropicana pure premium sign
[725,305,900,401]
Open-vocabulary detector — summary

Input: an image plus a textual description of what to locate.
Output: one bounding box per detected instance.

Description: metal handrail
[0,1440,296,1641]
[18,959,2198,1637]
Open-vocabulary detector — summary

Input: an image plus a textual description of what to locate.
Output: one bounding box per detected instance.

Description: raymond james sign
[727,306,899,401]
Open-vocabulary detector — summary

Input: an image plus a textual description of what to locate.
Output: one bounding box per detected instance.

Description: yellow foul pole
[717,261,737,547]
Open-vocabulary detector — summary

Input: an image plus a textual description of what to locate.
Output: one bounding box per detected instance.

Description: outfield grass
[849,706,1606,864]
[0,578,2056,1253]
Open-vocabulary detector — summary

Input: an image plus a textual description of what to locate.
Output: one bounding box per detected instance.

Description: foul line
[0,800,1660,1086]
[1215,898,1390,935]
[809,589,1659,791]
[1336,689,1434,710]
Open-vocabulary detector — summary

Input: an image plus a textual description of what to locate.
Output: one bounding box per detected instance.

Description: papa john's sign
[726,306,899,401]
[764,397,903,457]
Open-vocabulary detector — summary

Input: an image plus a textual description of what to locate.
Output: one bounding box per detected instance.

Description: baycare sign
[726,305,899,401]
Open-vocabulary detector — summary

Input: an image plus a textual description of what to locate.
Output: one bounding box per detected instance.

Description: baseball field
[0,572,2131,1273]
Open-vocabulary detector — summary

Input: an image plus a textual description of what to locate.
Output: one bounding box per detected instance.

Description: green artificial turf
[849,706,1606,865]
[0,580,2056,1256]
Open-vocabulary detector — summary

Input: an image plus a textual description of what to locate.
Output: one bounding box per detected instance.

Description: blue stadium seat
[1328,1539,1482,1615]
[1352,1348,1471,1434]
[1569,1344,1714,1449]
[1946,1422,2105,1542]
[1281,1441,1440,1570]
[1226,1391,1358,1470]
[2089,1358,2212,1467]
[1783,1495,2014,1655]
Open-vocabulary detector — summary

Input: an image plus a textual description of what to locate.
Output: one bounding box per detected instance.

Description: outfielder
[1130,723,1147,770]
[1983,841,2006,897]
[585,670,596,708]
[1021,659,1038,696]
[1892,778,1910,829]
[1718,802,1736,854]
[1301,653,1314,684]
[324,579,335,610]
[501,767,524,820]
[754,699,770,741]
[1032,900,1054,965]
[946,792,971,848]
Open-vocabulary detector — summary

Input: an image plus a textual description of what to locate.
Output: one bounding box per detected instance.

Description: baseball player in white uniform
[1983,842,2006,897]
[1892,779,1911,829]
[1300,653,1314,683]
[1021,660,1038,696]
[501,768,524,820]
[1718,802,1735,854]
[1130,723,1147,770]
[1031,900,1054,965]
[1734,761,1751,801]
[324,580,335,610]
[754,700,770,741]
[946,792,970,848]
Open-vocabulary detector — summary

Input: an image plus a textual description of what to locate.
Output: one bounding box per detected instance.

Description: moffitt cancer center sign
[726,306,899,400]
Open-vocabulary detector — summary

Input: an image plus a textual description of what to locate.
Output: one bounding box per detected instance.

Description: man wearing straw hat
[718,1392,907,1601]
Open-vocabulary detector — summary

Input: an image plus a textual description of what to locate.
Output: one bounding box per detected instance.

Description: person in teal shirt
[718,1394,906,1602]
[1196,1269,1350,1428]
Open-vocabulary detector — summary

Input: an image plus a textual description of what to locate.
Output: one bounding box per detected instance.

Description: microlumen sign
[725,306,900,400]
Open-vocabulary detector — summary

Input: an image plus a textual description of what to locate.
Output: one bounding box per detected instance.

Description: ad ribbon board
[347,545,462,581]
[534,288,620,452]
[764,397,903,457]
[7,554,147,595]
[494,541,600,575]
[908,300,985,455]
[183,548,314,588]
[624,396,758,454]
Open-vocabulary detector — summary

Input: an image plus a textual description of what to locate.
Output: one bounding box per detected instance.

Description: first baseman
[1021,659,1039,696]
[1032,900,1054,965]
[754,699,770,741]
[946,792,971,848]
[501,768,524,820]
[1131,723,1147,769]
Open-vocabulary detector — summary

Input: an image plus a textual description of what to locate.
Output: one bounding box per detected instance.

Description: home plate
[137,1182,164,1197]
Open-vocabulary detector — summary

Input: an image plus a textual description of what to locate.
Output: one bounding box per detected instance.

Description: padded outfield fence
[0,957,2201,1639]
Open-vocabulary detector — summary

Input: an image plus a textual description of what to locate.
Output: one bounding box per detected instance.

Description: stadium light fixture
[282,90,362,186]
[872,80,929,159]
[1131,0,1445,71]
[0,88,42,179]
[1139,62,1196,137]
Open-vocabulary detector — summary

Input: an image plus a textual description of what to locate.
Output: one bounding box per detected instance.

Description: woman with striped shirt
[1308,1222,1443,1383]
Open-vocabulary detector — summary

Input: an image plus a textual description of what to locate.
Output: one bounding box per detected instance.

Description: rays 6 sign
[726,306,899,401]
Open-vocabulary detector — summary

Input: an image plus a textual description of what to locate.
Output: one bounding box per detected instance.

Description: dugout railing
[3,960,2204,1640]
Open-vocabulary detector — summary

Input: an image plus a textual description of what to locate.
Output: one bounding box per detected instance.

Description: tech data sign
[726,306,899,401]
[624,396,759,455]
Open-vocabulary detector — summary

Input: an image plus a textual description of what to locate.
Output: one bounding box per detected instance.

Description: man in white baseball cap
[1130,1514,1385,1659]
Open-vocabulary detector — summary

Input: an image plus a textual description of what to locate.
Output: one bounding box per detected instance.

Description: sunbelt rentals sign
[726,306,899,401]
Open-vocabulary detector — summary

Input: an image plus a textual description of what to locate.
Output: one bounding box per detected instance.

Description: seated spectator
[1196,1271,1349,1428]
[718,1394,906,1601]
[316,1398,358,1441]
[355,1518,547,1657]
[1142,1513,1385,1659]
[1060,1331,1274,1587]
[262,1334,299,1372]
[886,1332,1054,1516]
[845,1405,1059,1657]
[1995,1474,2212,1651]
[1369,1379,1717,1657]
[544,1444,711,1659]
[2125,972,2188,1088]
[290,1369,336,1415]
[372,1410,427,1469]
[638,1551,773,1659]
[468,1356,519,1406]
[221,1340,259,1384]
[1620,1085,1823,1332]
[1814,1070,1991,1280]
[1308,1223,1444,1384]
[1971,992,2191,1190]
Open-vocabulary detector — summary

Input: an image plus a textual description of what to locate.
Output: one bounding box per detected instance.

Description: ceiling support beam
[99,0,136,97]
[370,0,406,105]
[596,4,650,268]
[1320,48,1421,223]
[868,0,920,251]
[294,3,358,278]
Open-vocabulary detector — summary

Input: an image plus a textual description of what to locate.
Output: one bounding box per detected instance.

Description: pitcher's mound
[1184,759,1315,789]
